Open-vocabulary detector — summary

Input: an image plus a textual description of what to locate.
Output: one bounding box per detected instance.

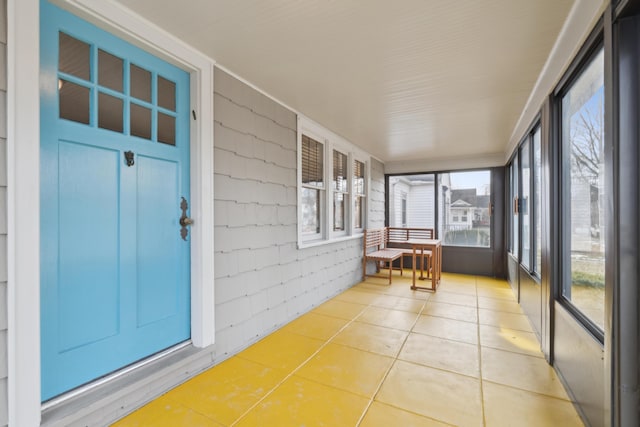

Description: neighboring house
[448,189,490,231]
[389,175,435,229]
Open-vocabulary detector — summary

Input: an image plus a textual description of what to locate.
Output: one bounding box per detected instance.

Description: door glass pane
[521,141,531,268]
[157,113,176,145]
[59,80,90,124]
[388,174,435,229]
[98,92,123,133]
[158,76,176,111]
[561,48,605,330]
[130,64,152,102]
[533,127,542,273]
[98,49,123,92]
[439,171,491,247]
[130,103,152,140]
[59,32,90,81]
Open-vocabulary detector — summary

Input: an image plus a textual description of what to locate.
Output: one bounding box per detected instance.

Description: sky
[449,171,491,194]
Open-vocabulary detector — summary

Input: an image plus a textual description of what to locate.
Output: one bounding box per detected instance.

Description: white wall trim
[7,0,42,424]
[8,0,215,424]
[384,152,505,174]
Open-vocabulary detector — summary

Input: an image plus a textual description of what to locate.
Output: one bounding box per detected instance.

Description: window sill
[298,233,363,249]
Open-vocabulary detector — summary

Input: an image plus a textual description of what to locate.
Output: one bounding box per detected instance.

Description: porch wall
[212,66,384,356]
[0,0,8,425]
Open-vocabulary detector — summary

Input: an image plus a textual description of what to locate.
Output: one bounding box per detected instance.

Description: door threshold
[41,341,199,425]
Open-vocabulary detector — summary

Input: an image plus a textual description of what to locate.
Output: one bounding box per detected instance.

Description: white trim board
[8,0,215,424]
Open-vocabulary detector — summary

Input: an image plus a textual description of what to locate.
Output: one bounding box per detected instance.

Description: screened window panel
[533,127,542,274]
[561,47,605,331]
[302,135,324,187]
[521,141,531,269]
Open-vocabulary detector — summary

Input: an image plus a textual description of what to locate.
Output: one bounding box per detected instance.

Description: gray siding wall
[0,1,8,425]
[213,67,383,357]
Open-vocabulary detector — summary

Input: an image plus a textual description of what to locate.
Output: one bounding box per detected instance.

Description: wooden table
[407,239,442,291]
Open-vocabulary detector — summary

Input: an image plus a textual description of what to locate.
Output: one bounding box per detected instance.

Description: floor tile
[372,294,425,313]
[296,342,393,398]
[332,321,409,357]
[479,324,543,358]
[237,330,323,372]
[478,308,534,332]
[481,347,570,399]
[398,332,479,377]
[360,401,451,427]
[476,276,511,289]
[477,296,523,313]
[280,312,349,340]
[377,360,483,427]
[428,291,477,307]
[476,286,516,300]
[311,299,367,320]
[234,375,369,427]
[112,395,222,427]
[440,273,477,285]
[357,306,419,331]
[422,300,478,323]
[334,288,382,305]
[483,381,584,427]
[437,282,477,296]
[413,314,478,345]
[164,357,287,425]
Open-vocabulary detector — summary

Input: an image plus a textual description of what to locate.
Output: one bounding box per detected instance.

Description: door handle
[179,197,193,240]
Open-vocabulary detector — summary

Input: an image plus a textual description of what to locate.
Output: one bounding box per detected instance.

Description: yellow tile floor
[113,272,584,427]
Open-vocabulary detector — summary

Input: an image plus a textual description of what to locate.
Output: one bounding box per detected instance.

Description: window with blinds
[298,117,369,245]
[302,135,324,187]
[353,159,365,229]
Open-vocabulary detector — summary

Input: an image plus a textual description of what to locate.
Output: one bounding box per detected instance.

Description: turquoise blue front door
[40,1,191,401]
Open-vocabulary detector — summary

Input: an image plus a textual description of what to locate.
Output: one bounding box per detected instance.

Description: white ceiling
[114,0,576,165]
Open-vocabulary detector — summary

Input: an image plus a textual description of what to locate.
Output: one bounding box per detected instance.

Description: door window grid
[58,32,178,145]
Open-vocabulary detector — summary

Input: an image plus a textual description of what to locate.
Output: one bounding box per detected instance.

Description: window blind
[353,160,365,195]
[333,150,348,192]
[302,134,323,186]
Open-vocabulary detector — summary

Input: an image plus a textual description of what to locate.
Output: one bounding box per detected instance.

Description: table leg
[411,247,417,289]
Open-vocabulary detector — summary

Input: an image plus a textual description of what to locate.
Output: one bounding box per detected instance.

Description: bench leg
[388,260,392,284]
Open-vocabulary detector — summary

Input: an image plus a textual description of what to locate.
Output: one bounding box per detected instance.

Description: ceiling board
[115,0,576,163]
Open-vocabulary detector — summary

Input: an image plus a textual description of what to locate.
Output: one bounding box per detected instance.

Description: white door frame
[7,0,215,425]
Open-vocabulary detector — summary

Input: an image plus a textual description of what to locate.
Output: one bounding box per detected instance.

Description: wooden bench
[362,228,403,284]
[386,227,434,277]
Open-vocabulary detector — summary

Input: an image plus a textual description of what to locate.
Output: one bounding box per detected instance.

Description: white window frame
[330,146,349,238]
[297,116,368,248]
[8,1,215,424]
[352,156,367,232]
[299,129,326,242]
